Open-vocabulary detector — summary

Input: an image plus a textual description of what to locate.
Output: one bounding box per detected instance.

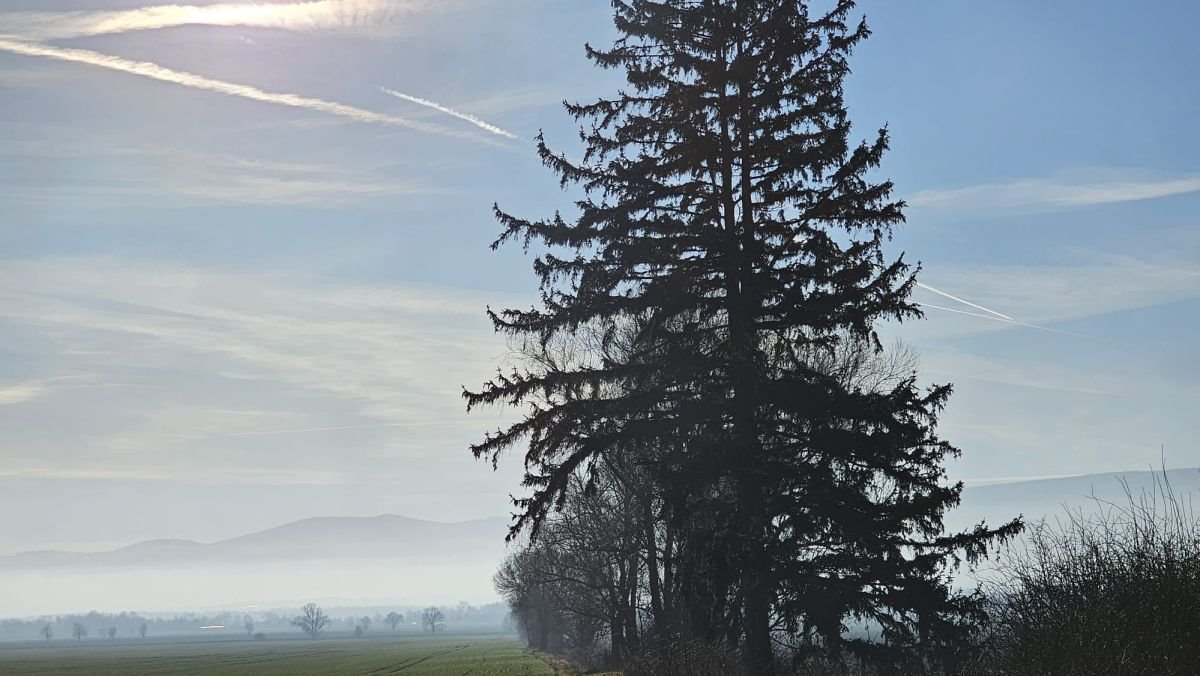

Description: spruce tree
[466,1,1020,671]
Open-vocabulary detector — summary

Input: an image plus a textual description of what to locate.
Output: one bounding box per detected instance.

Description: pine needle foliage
[465,1,1021,671]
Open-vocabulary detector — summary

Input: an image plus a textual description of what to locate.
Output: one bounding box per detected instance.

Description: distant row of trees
[290,603,445,639]
[35,621,139,642]
[2,611,162,642]
[3,603,499,642]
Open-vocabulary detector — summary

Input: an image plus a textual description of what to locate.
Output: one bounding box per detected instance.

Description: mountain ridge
[8,468,1199,569]
[2,514,511,569]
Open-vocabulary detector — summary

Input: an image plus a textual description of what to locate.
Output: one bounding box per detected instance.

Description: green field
[0,634,562,675]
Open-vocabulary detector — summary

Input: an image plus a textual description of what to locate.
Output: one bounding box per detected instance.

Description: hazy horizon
[4,468,1200,619]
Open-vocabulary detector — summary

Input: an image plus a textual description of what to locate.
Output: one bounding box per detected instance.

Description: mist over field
[4,469,1198,619]
[0,516,510,617]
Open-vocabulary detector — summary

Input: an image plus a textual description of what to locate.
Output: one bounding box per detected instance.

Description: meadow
[0,633,562,675]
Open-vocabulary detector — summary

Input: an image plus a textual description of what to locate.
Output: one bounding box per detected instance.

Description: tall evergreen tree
[466,1,1020,671]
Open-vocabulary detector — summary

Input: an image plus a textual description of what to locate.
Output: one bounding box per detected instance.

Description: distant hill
[1,515,511,570]
[5,475,1200,616]
[948,467,1200,534]
[10,470,1198,570]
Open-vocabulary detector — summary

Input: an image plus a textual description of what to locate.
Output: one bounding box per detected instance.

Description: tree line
[1,602,496,642]
[290,603,449,639]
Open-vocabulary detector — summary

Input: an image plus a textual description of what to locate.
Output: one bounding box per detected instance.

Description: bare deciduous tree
[106,626,117,640]
[385,611,403,632]
[72,623,86,641]
[421,607,444,634]
[39,623,52,642]
[138,622,147,639]
[291,603,329,639]
[243,615,254,638]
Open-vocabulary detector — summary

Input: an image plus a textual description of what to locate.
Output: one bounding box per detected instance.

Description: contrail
[916,301,1095,339]
[0,38,498,144]
[916,281,1013,320]
[379,86,518,140]
[0,1,427,41]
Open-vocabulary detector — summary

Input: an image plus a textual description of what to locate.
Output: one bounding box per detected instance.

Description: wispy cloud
[0,375,97,405]
[910,170,1200,215]
[0,124,436,206]
[0,0,435,41]
[379,86,518,140]
[174,419,470,441]
[168,153,432,205]
[0,257,517,462]
[0,38,499,144]
[0,380,46,405]
[920,350,1125,398]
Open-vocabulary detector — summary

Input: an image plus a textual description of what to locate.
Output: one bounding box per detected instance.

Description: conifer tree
[466,1,1020,671]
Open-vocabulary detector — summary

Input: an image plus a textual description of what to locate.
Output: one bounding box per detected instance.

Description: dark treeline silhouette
[469,1,1020,673]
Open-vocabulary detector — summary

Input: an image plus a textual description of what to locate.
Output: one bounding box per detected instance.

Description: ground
[0,633,564,675]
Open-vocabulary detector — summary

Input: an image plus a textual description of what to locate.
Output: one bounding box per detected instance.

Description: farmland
[0,633,560,675]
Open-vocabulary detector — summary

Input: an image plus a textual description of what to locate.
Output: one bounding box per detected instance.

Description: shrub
[624,638,747,676]
[976,470,1200,675]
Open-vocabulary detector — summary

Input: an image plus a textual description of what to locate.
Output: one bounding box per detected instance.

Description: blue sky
[0,0,1197,553]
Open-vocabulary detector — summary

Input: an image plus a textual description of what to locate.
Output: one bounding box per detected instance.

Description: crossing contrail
[379,86,518,140]
[916,302,1095,339]
[0,38,505,145]
[916,281,1013,320]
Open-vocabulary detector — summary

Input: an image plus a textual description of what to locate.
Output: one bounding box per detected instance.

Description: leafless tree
[72,623,86,641]
[421,607,445,634]
[39,623,52,641]
[386,611,403,632]
[243,615,254,638]
[138,622,147,639]
[291,603,329,639]
[359,615,371,632]
[106,626,117,640]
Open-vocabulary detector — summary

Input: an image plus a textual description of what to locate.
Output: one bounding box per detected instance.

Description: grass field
[0,633,562,675]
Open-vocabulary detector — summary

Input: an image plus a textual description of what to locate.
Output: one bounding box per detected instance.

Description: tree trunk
[610,612,625,664]
[624,570,641,655]
[740,484,773,674]
[643,500,666,634]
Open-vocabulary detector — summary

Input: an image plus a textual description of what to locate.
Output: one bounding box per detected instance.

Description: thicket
[973,472,1200,676]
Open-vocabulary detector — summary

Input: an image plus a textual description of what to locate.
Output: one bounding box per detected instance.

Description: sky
[0,0,1197,555]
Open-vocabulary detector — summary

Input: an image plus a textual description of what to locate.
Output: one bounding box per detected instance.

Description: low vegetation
[0,634,554,676]
[972,473,1200,675]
